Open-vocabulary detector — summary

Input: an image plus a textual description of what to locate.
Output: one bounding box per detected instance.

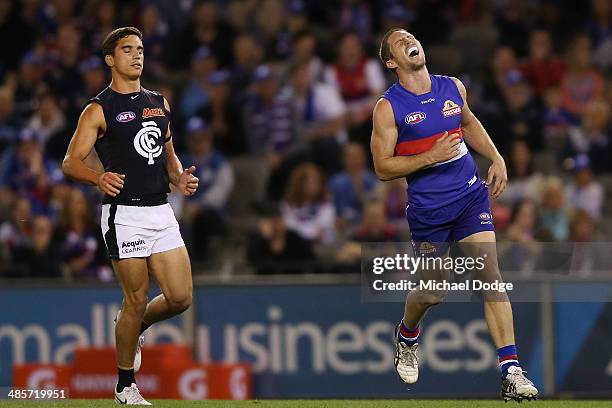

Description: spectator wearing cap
[196,69,245,156]
[179,46,217,119]
[247,66,291,148]
[563,98,610,173]
[74,56,107,110]
[328,142,378,226]
[81,56,106,92]
[564,154,604,220]
[243,65,294,155]
[243,65,301,201]
[179,117,234,260]
[484,69,542,153]
[519,30,564,97]
[286,61,346,175]
[246,201,316,275]
[14,50,46,122]
[324,31,385,147]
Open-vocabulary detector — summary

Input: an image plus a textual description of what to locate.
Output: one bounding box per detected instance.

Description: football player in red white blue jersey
[370,29,538,402]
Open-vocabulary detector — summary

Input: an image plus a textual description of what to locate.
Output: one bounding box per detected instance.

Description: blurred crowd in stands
[1,0,612,280]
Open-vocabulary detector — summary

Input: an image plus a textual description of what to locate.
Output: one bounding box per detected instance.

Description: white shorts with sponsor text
[101,203,185,259]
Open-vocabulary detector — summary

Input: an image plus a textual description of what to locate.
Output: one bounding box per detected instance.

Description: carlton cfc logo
[134,121,162,165]
[405,111,426,125]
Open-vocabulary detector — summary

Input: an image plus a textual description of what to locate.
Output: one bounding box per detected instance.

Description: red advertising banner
[13,345,251,400]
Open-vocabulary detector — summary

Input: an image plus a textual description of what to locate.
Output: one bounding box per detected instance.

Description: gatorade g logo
[134,121,162,165]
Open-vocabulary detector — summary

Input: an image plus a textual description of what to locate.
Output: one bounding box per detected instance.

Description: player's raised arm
[62,103,125,197]
[163,97,199,196]
[370,97,461,181]
[451,77,507,198]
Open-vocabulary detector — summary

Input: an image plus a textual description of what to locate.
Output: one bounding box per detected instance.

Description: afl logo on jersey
[442,100,461,117]
[134,121,163,165]
[116,111,136,123]
[405,111,426,125]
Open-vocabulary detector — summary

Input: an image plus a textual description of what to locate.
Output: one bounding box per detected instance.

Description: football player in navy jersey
[370,28,537,402]
[63,27,198,405]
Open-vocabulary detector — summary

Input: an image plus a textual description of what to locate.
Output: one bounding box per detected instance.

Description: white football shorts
[101,203,184,259]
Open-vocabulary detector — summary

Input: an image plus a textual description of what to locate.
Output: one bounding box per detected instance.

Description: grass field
[1,400,612,408]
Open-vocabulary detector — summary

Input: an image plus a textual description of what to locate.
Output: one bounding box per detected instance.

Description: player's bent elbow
[61,157,73,178]
[373,165,394,182]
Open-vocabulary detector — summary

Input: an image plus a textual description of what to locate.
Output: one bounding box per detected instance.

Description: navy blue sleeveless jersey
[90,87,171,206]
[381,75,479,209]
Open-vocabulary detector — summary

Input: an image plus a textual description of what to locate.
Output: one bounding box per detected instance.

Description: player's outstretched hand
[428,131,461,163]
[179,166,199,196]
[97,172,125,197]
[487,157,507,199]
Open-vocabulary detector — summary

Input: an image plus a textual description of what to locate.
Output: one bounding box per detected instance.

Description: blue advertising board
[0,288,185,388]
[0,284,547,397]
[194,285,543,398]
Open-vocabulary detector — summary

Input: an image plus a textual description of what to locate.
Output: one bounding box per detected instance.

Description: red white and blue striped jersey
[381,75,479,209]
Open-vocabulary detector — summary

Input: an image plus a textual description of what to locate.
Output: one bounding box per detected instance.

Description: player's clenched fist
[427,131,462,163]
[97,172,125,197]
[178,165,199,196]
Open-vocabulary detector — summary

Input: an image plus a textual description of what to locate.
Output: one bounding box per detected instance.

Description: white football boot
[501,365,539,402]
[114,383,151,405]
[394,323,419,384]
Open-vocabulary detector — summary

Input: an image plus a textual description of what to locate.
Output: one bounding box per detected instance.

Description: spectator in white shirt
[286,61,347,174]
[281,163,336,244]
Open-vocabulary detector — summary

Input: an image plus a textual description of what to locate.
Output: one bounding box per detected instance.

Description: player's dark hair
[102,27,143,56]
[379,28,403,72]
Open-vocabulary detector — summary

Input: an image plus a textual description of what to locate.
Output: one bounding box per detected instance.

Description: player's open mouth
[407,46,419,57]
[131,63,142,68]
